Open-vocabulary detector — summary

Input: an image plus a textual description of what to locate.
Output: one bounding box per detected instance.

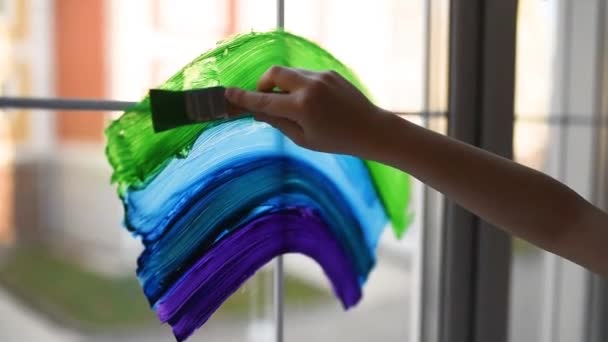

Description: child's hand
[225,66,608,278]
[224,66,387,155]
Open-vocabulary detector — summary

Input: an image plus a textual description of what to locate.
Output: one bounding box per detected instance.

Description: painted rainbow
[105,31,413,341]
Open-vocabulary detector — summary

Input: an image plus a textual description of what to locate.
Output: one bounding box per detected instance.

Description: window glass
[0,1,445,341]
[511,1,604,341]
[283,1,437,341]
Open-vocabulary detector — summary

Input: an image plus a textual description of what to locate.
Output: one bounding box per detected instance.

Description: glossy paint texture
[106,31,413,341]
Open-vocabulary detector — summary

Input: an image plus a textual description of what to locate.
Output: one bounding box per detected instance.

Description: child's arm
[225,66,608,277]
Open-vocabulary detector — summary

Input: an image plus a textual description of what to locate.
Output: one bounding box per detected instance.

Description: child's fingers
[225,101,247,117]
[256,66,309,93]
[225,88,296,119]
[266,118,305,145]
[253,113,305,145]
[252,112,272,122]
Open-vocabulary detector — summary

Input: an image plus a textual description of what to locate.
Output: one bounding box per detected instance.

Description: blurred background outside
[0,1,604,342]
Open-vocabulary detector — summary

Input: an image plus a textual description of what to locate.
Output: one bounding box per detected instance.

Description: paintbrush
[149,86,232,133]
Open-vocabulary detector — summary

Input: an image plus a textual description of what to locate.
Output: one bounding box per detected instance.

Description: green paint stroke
[105,30,412,236]
[366,161,413,238]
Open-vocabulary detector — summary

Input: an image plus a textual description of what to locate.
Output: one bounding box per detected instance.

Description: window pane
[1,1,448,342]
[283,1,433,341]
[510,1,557,340]
[510,120,551,342]
[0,1,278,341]
[285,0,425,113]
[511,1,604,341]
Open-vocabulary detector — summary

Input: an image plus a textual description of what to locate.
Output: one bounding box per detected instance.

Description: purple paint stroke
[155,208,362,341]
